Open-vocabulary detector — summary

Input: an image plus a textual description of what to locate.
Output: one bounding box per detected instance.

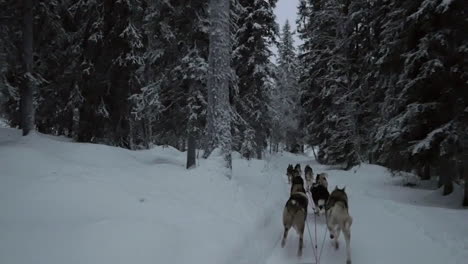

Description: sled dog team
[283,164,353,264]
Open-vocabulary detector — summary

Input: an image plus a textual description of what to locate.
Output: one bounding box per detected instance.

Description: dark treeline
[0,0,293,153]
[0,0,467,204]
[297,0,467,204]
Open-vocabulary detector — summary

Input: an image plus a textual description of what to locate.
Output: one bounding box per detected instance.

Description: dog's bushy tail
[286,193,308,213]
[287,197,302,210]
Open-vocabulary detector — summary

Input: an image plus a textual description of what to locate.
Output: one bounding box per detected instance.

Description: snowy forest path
[226,153,319,264]
[244,156,466,264]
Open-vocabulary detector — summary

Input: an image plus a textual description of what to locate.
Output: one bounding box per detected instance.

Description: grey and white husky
[315,172,328,189]
[326,186,353,264]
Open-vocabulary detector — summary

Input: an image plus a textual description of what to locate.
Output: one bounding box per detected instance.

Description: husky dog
[290,174,306,194]
[310,183,329,215]
[304,165,313,189]
[315,173,328,189]
[286,164,294,184]
[326,186,353,264]
[294,164,302,177]
[282,191,308,257]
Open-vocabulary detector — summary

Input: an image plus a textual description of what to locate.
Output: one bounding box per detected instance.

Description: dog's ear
[334,185,338,190]
[343,186,346,191]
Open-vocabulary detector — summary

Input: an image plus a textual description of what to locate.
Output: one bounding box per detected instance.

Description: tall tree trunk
[440,158,454,196]
[464,173,468,206]
[186,133,196,169]
[421,162,431,180]
[72,107,80,140]
[21,0,34,136]
[256,134,262,159]
[128,117,134,150]
[146,119,152,148]
[312,146,318,161]
[463,158,468,206]
[205,0,232,178]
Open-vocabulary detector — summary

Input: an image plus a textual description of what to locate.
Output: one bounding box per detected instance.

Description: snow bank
[0,127,286,264]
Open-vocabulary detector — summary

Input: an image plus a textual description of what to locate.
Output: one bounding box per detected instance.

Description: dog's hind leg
[327,213,336,239]
[344,228,351,264]
[281,226,290,248]
[297,225,304,257]
[344,219,352,264]
[334,227,341,250]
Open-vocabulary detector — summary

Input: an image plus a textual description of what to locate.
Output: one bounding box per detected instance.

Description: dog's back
[290,176,306,194]
[326,200,352,232]
[326,187,348,210]
[284,192,308,215]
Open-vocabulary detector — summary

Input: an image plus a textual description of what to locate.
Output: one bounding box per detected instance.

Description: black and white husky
[294,163,302,177]
[304,165,313,189]
[286,164,294,184]
[310,183,329,215]
[326,186,353,264]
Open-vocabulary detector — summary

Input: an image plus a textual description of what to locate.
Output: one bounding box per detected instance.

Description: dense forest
[0,0,467,205]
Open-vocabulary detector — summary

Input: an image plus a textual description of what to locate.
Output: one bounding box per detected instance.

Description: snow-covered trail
[1,127,467,264]
[226,153,315,264]
[265,161,468,264]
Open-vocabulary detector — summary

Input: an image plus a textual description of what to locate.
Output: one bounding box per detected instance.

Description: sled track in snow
[227,158,325,264]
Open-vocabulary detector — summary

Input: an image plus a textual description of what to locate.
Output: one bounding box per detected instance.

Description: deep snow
[0,127,467,264]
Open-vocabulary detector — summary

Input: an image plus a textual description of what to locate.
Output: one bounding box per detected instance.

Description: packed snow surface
[0,127,467,264]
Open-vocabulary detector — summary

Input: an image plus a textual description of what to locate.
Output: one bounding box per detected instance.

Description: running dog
[326,186,353,264]
[281,190,308,257]
[294,164,302,177]
[304,165,313,189]
[290,174,306,194]
[286,164,294,184]
[310,182,329,215]
[315,172,328,189]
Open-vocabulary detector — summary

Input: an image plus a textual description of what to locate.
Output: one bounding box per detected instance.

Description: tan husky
[326,186,353,264]
[281,190,308,257]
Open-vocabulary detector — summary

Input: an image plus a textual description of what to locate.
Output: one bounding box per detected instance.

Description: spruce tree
[232,0,278,159]
[275,20,300,151]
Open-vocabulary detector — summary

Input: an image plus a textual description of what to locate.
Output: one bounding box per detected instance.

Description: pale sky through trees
[275,0,299,37]
[272,0,300,61]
